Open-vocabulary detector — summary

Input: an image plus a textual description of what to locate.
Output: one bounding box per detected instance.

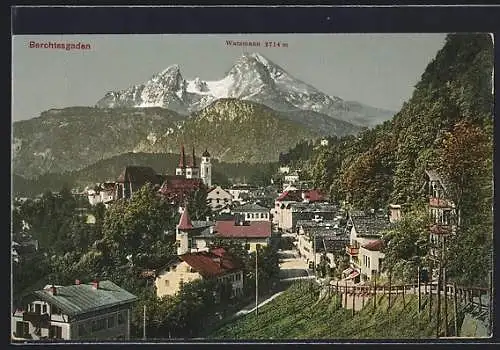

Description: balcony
[429,196,453,208]
[345,245,359,256]
[22,312,50,328]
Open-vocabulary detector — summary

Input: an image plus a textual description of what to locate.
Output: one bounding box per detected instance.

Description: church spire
[192,147,197,168]
[179,144,186,168]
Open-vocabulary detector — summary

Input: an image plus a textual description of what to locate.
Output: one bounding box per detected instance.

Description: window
[49,325,62,339]
[107,316,115,329]
[52,306,61,315]
[216,199,220,204]
[176,240,181,248]
[244,243,250,250]
[35,304,41,314]
[16,321,29,338]
[164,280,170,286]
[260,213,264,218]
[42,305,47,314]
[118,312,125,325]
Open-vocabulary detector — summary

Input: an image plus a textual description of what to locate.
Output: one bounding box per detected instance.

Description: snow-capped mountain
[96,52,394,127]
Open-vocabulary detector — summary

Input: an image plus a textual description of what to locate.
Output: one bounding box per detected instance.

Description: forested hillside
[284,33,493,287]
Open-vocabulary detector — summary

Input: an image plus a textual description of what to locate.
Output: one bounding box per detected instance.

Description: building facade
[11,281,137,341]
[207,186,233,211]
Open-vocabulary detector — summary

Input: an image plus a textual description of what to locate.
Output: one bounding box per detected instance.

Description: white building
[232,203,270,221]
[207,186,233,211]
[11,280,137,341]
[359,240,386,282]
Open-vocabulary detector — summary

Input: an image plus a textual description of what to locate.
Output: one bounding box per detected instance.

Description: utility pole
[143,304,146,340]
[417,265,421,312]
[255,247,259,316]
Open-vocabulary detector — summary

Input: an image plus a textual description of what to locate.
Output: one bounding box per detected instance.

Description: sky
[12,33,447,122]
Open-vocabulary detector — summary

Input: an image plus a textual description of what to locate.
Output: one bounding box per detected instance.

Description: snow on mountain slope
[96,52,394,127]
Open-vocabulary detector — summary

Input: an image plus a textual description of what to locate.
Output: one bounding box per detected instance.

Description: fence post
[444,268,448,337]
[436,266,441,338]
[373,277,377,311]
[402,284,406,308]
[352,286,355,316]
[489,270,493,336]
[362,286,365,308]
[336,280,339,298]
[429,280,432,322]
[388,272,392,311]
[453,283,458,337]
[418,266,421,312]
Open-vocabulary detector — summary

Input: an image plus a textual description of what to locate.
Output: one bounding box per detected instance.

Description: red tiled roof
[276,190,302,202]
[302,189,327,202]
[180,250,241,278]
[214,220,271,238]
[178,207,193,230]
[362,239,385,251]
[210,247,227,257]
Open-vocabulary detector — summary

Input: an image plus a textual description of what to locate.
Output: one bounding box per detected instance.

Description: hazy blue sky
[12,33,447,122]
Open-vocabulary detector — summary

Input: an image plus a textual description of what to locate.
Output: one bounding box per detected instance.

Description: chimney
[75,279,81,285]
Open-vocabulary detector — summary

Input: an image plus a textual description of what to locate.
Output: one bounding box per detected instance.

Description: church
[175,144,212,187]
[158,145,212,204]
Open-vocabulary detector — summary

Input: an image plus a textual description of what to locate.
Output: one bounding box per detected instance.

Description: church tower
[176,206,194,255]
[186,147,200,179]
[175,145,186,176]
[200,149,212,187]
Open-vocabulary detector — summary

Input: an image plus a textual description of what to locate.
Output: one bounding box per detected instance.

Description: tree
[381,208,430,283]
[186,186,211,221]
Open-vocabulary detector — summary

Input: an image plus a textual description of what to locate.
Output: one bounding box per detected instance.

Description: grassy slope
[209,283,461,340]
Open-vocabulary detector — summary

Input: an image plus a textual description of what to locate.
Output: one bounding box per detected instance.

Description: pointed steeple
[192,147,197,168]
[179,144,186,168]
[177,206,193,230]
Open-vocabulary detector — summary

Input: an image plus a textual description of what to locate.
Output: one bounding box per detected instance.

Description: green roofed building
[11,280,138,341]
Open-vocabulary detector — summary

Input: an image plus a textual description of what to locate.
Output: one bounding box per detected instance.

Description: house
[296,221,348,270]
[345,210,391,282]
[282,172,300,190]
[388,204,403,223]
[272,186,302,231]
[232,203,270,222]
[11,280,137,341]
[154,248,244,299]
[115,166,163,200]
[228,184,257,204]
[213,218,272,252]
[207,186,233,211]
[290,202,339,232]
[359,239,386,282]
[424,170,458,263]
[175,207,216,255]
[87,183,116,206]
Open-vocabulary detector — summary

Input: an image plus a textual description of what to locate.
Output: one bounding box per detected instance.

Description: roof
[31,281,137,317]
[202,149,211,157]
[276,190,303,202]
[116,166,162,186]
[362,239,385,252]
[214,220,271,238]
[178,207,194,230]
[302,189,327,202]
[232,203,269,213]
[160,176,203,191]
[179,249,242,278]
[425,169,450,193]
[349,211,391,237]
[291,202,337,213]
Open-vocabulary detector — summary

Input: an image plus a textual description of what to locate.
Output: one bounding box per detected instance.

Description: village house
[11,280,137,341]
[115,166,163,200]
[207,185,233,211]
[154,248,244,299]
[358,239,386,282]
[424,170,458,261]
[174,207,216,255]
[296,219,349,271]
[232,202,270,222]
[228,184,257,205]
[273,187,329,232]
[282,171,300,190]
[345,210,391,283]
[87,182,116,207]
[213,217,272,252]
